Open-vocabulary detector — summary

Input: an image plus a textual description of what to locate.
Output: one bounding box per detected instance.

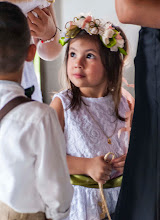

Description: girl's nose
[75,63,82,68]
[75,58,83,68]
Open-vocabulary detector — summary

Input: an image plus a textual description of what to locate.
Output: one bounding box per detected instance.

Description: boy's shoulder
[6,99,57,126]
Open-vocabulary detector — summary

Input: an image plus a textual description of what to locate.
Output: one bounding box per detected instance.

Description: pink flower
[115,33,123,40]
[108,24,114,29]
[82,16,92,29]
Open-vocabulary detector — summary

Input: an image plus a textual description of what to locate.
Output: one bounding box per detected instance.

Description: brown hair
[63,28,128,121]
[0,2,30,74]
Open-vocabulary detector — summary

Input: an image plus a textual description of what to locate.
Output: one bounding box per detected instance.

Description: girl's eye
[86,53,95,59]
[70,52,76,57]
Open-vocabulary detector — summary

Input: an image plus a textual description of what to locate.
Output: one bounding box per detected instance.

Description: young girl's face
[67,38,108,97]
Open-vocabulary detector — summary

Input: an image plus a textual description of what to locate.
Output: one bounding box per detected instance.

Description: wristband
[41,27,57,44]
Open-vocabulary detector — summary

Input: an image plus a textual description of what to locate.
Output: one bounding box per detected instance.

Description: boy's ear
[25,44,36,62]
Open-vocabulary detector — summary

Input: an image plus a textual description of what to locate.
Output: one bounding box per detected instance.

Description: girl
[3,0,62,101]
[50,14,132,220]
[114,1,160,220]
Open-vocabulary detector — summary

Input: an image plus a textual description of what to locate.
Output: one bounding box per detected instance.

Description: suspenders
[0,96,33,121]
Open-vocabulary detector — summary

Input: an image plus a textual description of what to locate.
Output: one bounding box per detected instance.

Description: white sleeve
[34,108,73,220]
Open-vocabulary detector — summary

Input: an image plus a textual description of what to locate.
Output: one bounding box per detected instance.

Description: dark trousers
[114,28,160,220]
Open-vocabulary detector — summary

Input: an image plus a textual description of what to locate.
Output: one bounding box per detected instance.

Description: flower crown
[59,14,127,55]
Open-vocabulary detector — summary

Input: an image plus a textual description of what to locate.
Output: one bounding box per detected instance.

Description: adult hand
[27,7,56,42]
[86,156,112,184]
[110,154,127,176]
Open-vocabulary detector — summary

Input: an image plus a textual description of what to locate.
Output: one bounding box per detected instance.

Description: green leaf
[106,38,116,48]
[118,47,127,55]
[59,38,67,46]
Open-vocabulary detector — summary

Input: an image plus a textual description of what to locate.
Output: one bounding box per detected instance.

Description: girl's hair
[63,28,128,121]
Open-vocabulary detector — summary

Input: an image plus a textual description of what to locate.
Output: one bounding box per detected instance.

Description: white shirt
[0,81,73,220]
[21,62,43,102]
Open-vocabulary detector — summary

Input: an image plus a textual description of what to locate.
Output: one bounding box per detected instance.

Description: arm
[50,97,65,131]
[50,98,112,184]
[35,108,73,220]
[27,4,62,60]
[115,0,160,28]
[67,155,112,184]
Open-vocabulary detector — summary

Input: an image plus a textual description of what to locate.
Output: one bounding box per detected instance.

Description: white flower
[102,35,110,45]
[110,39,124,52]
[116,39,124,48]
[101,29,114,46]
[104,28,115,39]
[74,18,85,28]
[84,22,90,31]
[110,45,119,52]
[90,27,98,35]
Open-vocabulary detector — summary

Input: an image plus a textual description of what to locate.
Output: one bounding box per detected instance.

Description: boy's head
[0,2,35,75]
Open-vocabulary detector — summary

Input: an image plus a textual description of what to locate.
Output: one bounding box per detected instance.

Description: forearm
[67,155,90,175]
[36,32,62,61]
[32,4,62,60]
[115,0,160,28]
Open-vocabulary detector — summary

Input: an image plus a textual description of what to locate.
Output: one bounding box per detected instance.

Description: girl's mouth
[73,74,85,78]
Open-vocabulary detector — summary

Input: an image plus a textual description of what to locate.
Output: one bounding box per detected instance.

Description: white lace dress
[9,0,51,102]
[53,90,130,220]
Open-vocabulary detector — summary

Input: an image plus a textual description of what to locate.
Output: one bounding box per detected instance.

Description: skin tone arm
[27,4,62,61]
[50,97,112,184]
[115,0,160,28]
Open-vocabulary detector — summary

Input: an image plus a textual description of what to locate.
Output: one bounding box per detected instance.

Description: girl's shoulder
[53,89,72,109]
[13,0,50,14]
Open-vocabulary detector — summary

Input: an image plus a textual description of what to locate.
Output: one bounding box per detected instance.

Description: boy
[0,2,73,220]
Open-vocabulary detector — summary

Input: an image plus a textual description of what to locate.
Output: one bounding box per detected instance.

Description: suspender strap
[0,96,33,121]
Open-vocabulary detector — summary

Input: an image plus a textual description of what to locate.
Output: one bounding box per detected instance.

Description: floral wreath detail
[59,14,127,55]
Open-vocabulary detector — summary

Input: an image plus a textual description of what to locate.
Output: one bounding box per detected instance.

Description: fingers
[112,160,125,168]
[27,7,49,31]
[111,154,126,163]
[31,7,49,21]
[42,7,51,16]
[27,11,42,26]
[98,179,109,185]
[96,167,112,184]
[98,174,111,185]
[27,7,55,41]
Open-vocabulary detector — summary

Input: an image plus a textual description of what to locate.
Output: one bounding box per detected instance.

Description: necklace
[84,103,117,145]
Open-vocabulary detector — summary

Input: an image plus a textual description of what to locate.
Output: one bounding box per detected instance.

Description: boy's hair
[0,2,30,74]
[63,29,128,121]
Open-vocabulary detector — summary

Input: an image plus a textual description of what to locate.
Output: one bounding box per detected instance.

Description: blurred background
[40,0,140,104]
